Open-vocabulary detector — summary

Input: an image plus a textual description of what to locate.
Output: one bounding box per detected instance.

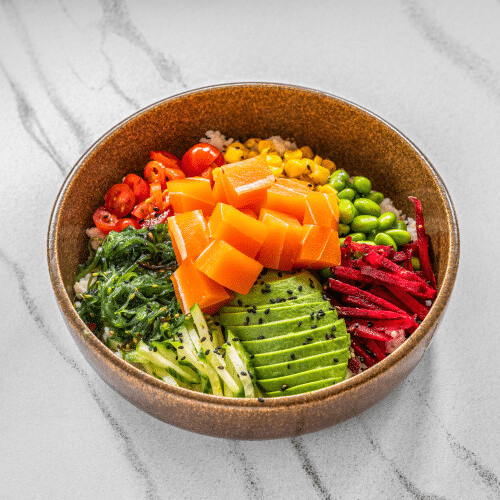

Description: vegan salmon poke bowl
[73,130,438,400]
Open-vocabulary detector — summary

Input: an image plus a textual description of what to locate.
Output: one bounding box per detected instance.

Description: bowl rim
[47,81,460,409]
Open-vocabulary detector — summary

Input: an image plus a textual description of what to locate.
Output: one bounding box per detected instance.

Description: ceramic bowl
[47,83,459,440]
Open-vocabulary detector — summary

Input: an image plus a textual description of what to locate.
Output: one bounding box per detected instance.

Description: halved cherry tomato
[200,166,214,183]
[150,182,164,211]
[131,200,154,220]
[115,218,141,232]
[141,208,173,228]
[144,161,167,189]
[93,206,119,234]
[104,183,136,218]
[164,166,186,181]
[181,143,225,177]
[150,151,182,169]
[123,174,149,204]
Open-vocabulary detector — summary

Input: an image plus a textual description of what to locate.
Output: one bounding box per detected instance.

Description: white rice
[379,197,417,242]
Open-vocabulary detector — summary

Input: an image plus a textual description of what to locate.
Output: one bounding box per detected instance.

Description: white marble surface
[1,0,499,498]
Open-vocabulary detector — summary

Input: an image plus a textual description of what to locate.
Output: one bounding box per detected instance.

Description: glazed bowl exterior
[47,83,459,440]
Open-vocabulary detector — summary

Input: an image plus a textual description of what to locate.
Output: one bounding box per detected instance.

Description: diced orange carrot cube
[167,210,210,264]
[239,208,258,219]
[167,177,214,202]
[169,192,215,217]
[171,259,233,315]
[212,174,229,204]
[208,203,269,258]
[294,225,341,269]
[303,192,339,229]
[219,156,275,208]
[275,178,313,194]
[262,184,308,222]
[195,240,263,294]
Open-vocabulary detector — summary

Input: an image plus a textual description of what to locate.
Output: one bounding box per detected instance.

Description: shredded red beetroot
[351,339,376,368]
[350,324,393,342]
[385,284,430,321]
[343,295,380,309]
[336,306,409,320]
[408,196,437,288]
[364,338,387,362]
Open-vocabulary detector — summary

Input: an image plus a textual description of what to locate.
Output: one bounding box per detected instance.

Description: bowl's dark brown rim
[47,82,460,409]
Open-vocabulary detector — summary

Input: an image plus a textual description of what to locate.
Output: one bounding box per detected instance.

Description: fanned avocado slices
[217,270,351,398]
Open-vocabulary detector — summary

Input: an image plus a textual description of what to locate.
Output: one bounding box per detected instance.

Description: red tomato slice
[115,218,141,232]
[144,161,167,189]
[93,206,119,234]
[123,174,149,204]
[181,143,224,177]
[131,200,154,220]
[150,151,182,169]
[104,183,136,218]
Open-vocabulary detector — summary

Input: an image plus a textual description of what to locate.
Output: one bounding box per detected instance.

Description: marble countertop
[1,0,499,498]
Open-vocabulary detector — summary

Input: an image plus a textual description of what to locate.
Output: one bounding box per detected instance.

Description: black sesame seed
[287,364,291,369]
[258,397,265,402]
[153,206,160,212]
[288,296,297,300]
[237,300,243,306]
[261,268,268,276]
[250,354,255,359]
[270,298,276,304]
[367,321,373,327]
[325,334,330,340]
[178,346,184,349]
[257,335,265,340]
[246,316,250,323]
[354,323,359,328]
[278,271,282,277]
[200,337,206,342]
[264,308,270,314]
[298,321,302,327]
[218,366,224,370]
[204,349,210,355]
[232,338,239,342]
[310,312,315,320]
[241,371,247,376]
[298,285,303,291]
[303,341,309,345]
[331,325,337,331]
[259,318,263,324]
[139,218,144,224]
[311,325,317,329]
[287,290,293,295]
[280,384,288,391]
[153,346,158,352]
[226,341,231,346]
[265,283,271,288]
[333,358,339,363]
[309,283,315,289]
[181,356,186,361]
[306,336,313,341]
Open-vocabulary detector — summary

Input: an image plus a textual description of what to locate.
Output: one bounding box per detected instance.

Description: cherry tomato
[141,208,173,228]
[93,206,119,234]
[200,166,214,183]
[181,143,224,177]
[123,174,149,204]
[150,151,182,169]
[131,200,154,220]
[115,218,141,232]
[104,183,136,218]
[144,161,167,189]
[164,166,186,181]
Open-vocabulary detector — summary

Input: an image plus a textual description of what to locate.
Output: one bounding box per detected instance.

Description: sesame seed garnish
[153,346,157,352]
[287,364,291,369]
[280,384,288,391]
[311,325,317,329]
[200,337,206,342]
[259,318,263,324]
[333,357,339,363]
[306,336,313,341]
[258,335,265,340]
[250,354,255,359]
[218,366,224,370]
[232,338,239,342]
[204,349,210,355]
[277,272,282,277]
[287,290,293,295]
[258,397,265,402]
[331,325,337,331]
[264,308,270,314]
[298,285,303,291]
[226,342,231,346]
[240,371,247,376]
[181,356,186,361]
[237,300,243,306]
[298,321,302,327]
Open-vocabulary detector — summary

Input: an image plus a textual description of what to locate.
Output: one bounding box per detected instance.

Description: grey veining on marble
[1,0,499,499]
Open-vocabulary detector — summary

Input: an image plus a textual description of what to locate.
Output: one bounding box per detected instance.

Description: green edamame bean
[354,198,382,217]
[366,230,377,242]
[328,177,346,192]
[344,179,355,190]
[352,176,372,195]
[337,187,356,201]
[349,232,366,242]
[377,211,397,231]
[385,229,412,246]
[331,169,350,183]
[338,199,357,224]
[339,237,345,246]
[393,220,407,231]
[366,191,384,205]
[350,215,379,233]
[411,256,421,271]
[374,232,397,251]
[338,223,351,236]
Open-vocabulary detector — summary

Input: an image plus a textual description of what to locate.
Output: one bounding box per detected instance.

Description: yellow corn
[322,158,336,171]
[284,159,307,178]
[284,149,303,161]
[257,140,274,153]
[316,184,338,195]
[244,138,260,150]
[300,145,314,159]
[270,166,284,177]
[313,155,323,165]
[212,167,221,181]
[247,150,259,159]
[309,164,331,185]
[301,158,315,174]
[266,154,283,169]
[224,143,247,163]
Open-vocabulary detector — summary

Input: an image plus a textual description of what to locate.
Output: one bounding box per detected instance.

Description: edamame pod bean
[377,211,397,231]
[331,169,350,183]
[328,177,346,192]
[411,256,421,271]
[349,232,366,242]
[337,187,356,201]
[385,229,412,246]
[374,232,397,251]
[350,215,379,233]
[366,230,377,242]
[338,223,351,236]
[393,220,407,231]
[366,191,384,205]
[338,199,357,224]
[354,198,382,217]
[352,176,372,195]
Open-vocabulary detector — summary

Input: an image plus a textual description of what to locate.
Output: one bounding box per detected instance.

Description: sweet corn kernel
[266,154,283,169]
[284,149,303,161]
[309,164,331,185]
[316,184,338,195]
[257,140,274,153]
[322,158,336,171]
[270,166,284,177]
[301,158,316,174]
[247,150,259,158]
[224,143,248,163]
[244,138,260,150]
[300,145,314,159]
[212,167,221,181]
[284,158,307,178]
[313,155,323,165]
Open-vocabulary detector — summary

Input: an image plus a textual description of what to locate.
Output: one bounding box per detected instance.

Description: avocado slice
[222,291,326,311]
[254,349,350,379]
[258,364,348,392]
[216,301,336,326]
[241,319,347,354]
[265,376,346,397]
[251,337,350,366]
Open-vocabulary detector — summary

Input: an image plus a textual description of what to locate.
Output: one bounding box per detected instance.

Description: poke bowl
[47,83,459,440]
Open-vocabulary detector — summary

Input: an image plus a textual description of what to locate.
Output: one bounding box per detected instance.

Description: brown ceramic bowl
[47,83,459,440]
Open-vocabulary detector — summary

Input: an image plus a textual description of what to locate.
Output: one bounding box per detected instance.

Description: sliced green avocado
[227,270,322,308]
[254,349,350,379]
[227,310,337,341]
[216,301,335,326]
[265,376,346,397]
[258,364,348,393]
[222,291,326,311]
[251,338,349,367]
[241,319,347,354]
